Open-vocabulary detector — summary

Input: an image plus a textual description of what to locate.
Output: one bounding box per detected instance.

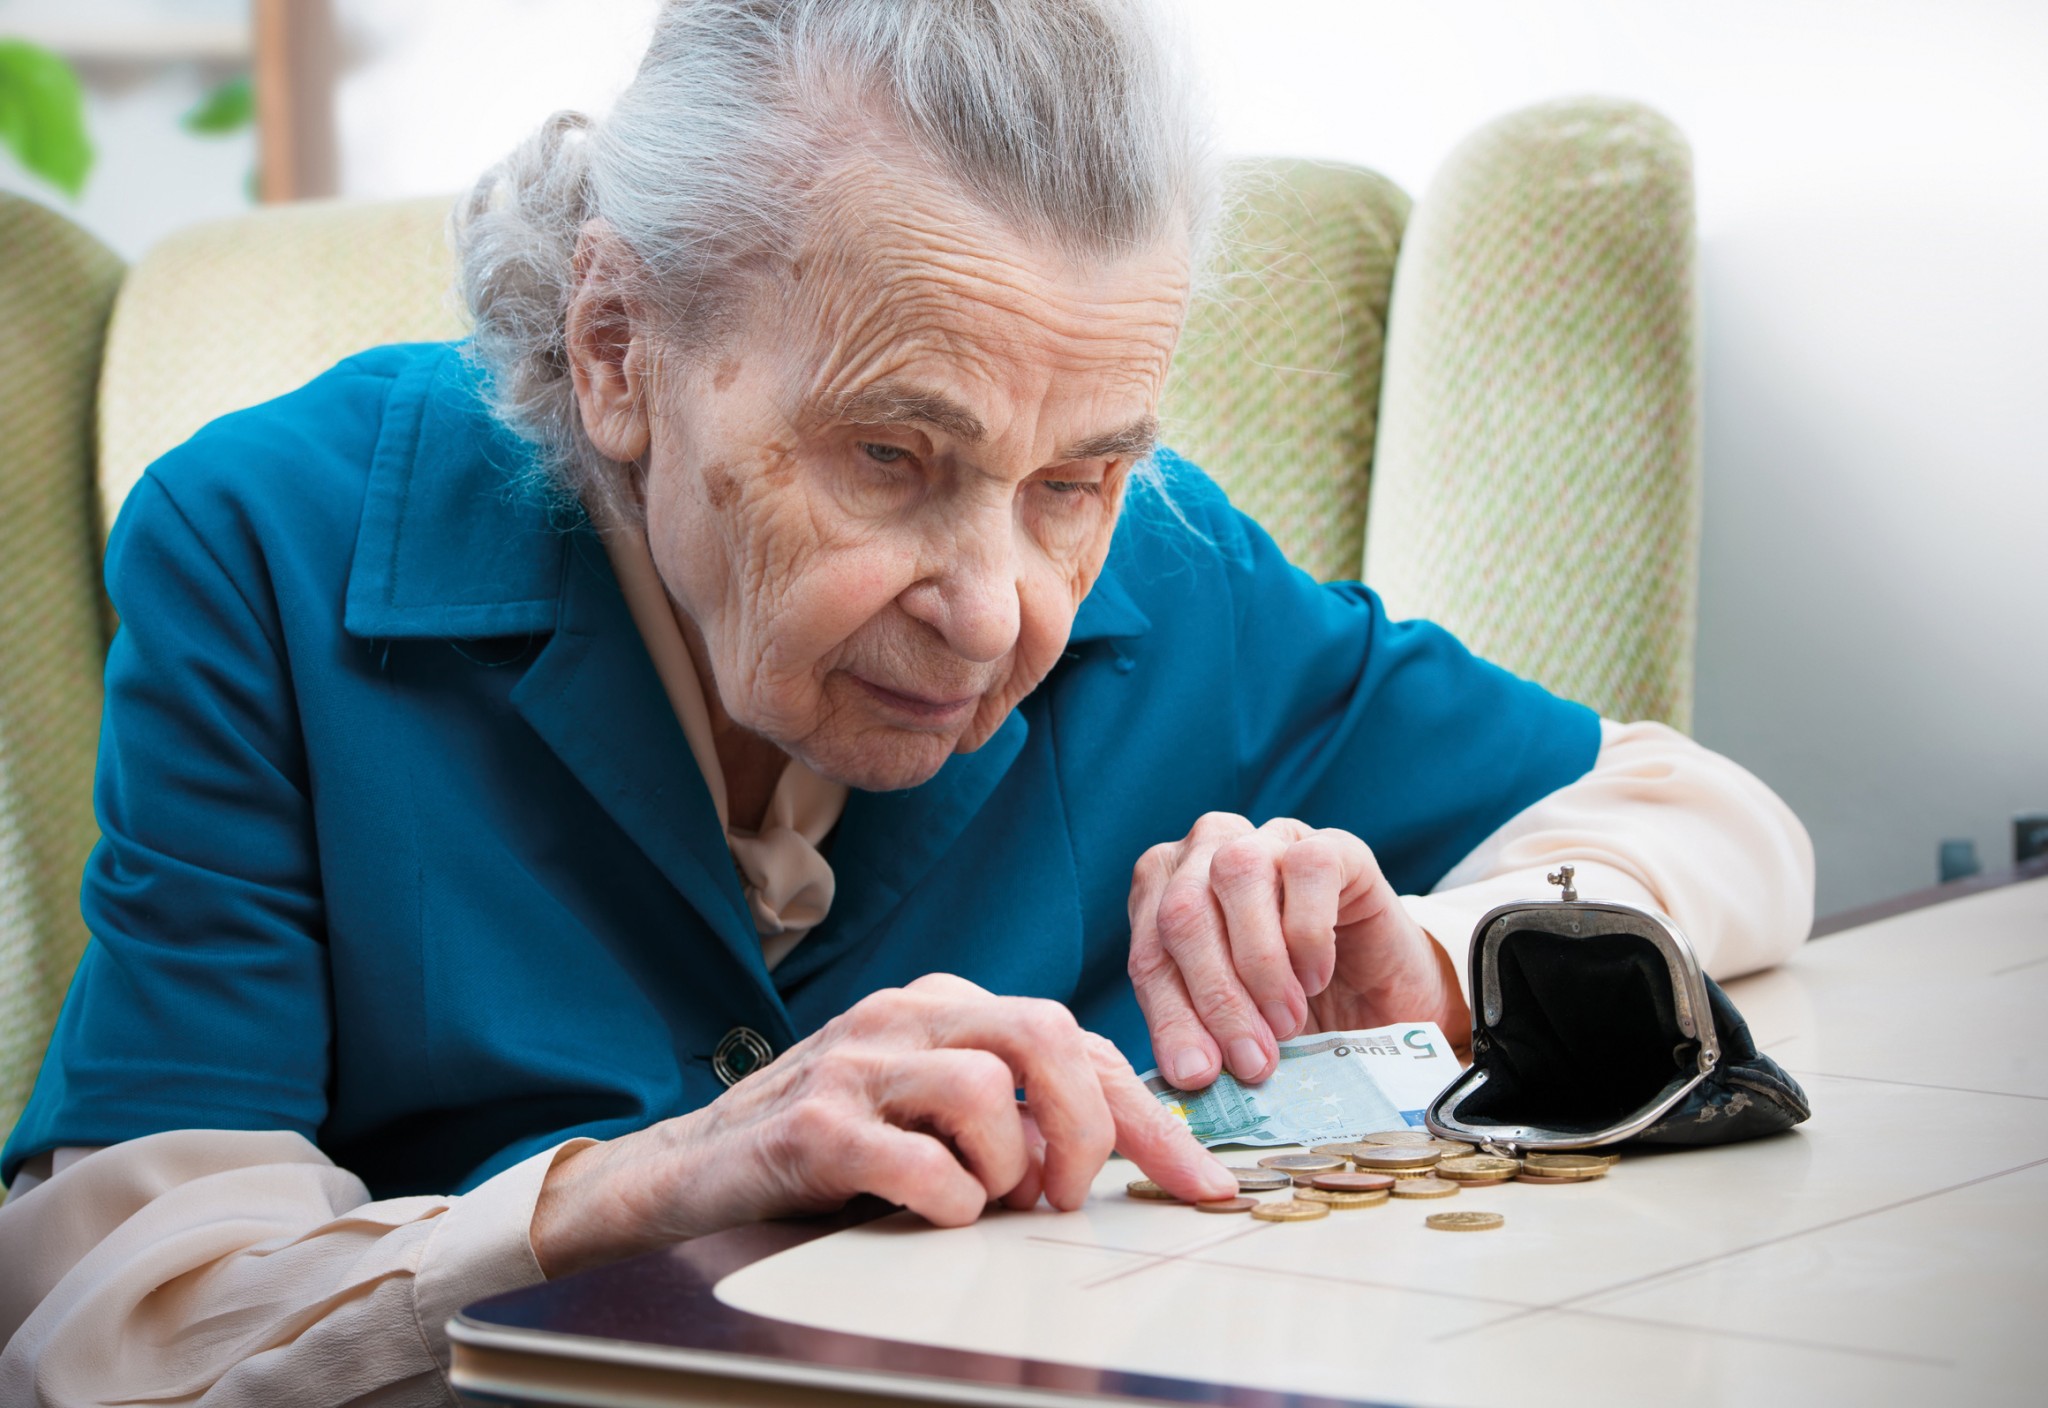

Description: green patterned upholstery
[1364,98,1702,728]
[0,195,124,1143]
[1164,159,1410,583]
[98,196,465,531]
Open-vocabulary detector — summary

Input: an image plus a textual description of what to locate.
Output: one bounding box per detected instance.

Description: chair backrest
[1365,98,1701,727]
[0,195,124,1141]
[1163,159,1409,583]
[97,196,467,530]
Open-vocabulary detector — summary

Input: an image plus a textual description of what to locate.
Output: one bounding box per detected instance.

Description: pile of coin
[1125,1130,1618,1229]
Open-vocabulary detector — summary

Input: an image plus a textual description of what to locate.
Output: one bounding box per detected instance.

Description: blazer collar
[341,342,1155,648]
[344,345,569,641]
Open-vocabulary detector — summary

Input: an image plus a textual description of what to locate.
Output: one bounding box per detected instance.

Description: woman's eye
[861,442,907,465]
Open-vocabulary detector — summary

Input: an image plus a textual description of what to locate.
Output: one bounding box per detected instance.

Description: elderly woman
[0,0,1810,1401]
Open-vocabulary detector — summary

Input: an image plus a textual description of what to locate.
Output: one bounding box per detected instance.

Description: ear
[564,221,653,464]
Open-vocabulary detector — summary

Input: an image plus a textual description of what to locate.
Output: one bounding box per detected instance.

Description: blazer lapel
[508,530,777,996]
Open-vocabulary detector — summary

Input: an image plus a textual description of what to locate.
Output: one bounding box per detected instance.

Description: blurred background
[2,0,2042,918]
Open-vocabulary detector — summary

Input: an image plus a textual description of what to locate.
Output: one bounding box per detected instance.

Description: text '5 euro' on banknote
[1140,1025,1458,1147]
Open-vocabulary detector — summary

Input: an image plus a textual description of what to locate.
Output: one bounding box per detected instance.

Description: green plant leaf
[184,75,253,135]
[0,38,93,199]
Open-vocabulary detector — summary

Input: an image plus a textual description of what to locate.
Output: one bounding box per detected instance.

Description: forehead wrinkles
[776,182,1187,434]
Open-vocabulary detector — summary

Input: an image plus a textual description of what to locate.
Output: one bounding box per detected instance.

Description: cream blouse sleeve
[1402,718,1816,988]
[0,1131,591,1407]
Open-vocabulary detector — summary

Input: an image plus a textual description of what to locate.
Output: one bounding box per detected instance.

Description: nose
[899,505,1022,665]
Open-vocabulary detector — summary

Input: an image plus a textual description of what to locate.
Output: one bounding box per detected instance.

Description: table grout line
[1030,1223,1274,1291]
[1785,1068,2048,1103]
[1029,1233,1950,1367]
[1429,1154,2048,1348]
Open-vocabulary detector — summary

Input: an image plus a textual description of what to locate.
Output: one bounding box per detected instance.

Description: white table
[451,872,2048,1408]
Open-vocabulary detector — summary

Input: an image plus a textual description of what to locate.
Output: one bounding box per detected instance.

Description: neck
[675,612,789,834]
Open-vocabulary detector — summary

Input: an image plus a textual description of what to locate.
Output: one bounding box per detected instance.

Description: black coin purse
[1426,867,1811,1153]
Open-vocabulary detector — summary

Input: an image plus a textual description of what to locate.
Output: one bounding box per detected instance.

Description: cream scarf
[593,519,848,970]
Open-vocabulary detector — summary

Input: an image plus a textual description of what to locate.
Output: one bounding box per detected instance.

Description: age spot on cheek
[712,358,741,392]
[705,465,741,510]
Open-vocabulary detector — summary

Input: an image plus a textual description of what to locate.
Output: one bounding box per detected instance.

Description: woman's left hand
[1127,813,1471,1089]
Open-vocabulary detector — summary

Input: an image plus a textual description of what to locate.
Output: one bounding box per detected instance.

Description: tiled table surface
[458,876,2048,1407]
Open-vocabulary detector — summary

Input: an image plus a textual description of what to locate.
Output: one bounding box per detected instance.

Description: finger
[842,1122,993,1228]
[1000,1107,1048,1211]
[914,995,1118,1211]
[1278,832,1348,997]
[1130,845,1222,1090]
[870,1049,1033,1203]
[1086,1034,1238,1203]
[1209,831,1307,1042]
[1155,851,1274,1083]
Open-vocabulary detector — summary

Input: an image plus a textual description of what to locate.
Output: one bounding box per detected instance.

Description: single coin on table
[1193,1196,1260,1214]
[1389,1175,1460,1199]
[1257,1153,1348,1174]
[1225,1167,1293,1192]
[1515,1172,1595,1185]
[1125,1179,1183,1201]
[1311,1142,1368,1160]
[1311,1171,1396,1193]
[1435,1155,1520,1182]
[1427,1210,1505,1232]
[1251,1197,1332,1222]
[1300,1187,1389,1209]
[1352,1146,1441,1172]
[1522,1154,1611,1180]
[1359,1130,1436,1148]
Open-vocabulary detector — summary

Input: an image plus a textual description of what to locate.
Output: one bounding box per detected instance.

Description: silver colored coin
[1226,1167,1292,1192]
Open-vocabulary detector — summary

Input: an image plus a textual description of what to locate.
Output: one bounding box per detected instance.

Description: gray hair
[453,0,1220,527]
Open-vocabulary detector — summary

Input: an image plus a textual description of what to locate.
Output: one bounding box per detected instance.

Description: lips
[849,674,983,726]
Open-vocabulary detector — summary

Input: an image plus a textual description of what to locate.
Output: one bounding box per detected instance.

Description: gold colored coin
[1226,1167,1292,1192]
[1523,1154,1610,1175]
[1360,1130,1436,1147]
[1389,1176,1460,1199]
[1430,1139,1478,1158]
[1300,1187,1390,1209]
[1257,1153,1347,1174]
[1311,1171,1396,1193]
[1385,1166,1438,1179]
[1435,1155,1521,1181]
[1352,1146,1441,1171]
[1250,1197,1332,1222]
[1514,1173,1594,1185]
[1427,1210,1505,1232]
[1193,1196,1259,1214]
[1125,1179,1182,1201]
[1311,1142,1368,1160]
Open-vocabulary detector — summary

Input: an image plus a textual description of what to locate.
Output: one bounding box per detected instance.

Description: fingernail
[1227,1037,1266,1080]
[1169,1047,1209,1087]
[1260,1002,1296,1041]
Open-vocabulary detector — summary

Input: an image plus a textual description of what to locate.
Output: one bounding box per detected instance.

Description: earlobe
[565,222,653,464]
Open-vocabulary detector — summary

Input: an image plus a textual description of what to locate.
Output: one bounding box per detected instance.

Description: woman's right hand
[530,973,1237,1277]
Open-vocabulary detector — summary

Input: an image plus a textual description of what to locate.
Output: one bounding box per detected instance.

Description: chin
[798,730,959,793]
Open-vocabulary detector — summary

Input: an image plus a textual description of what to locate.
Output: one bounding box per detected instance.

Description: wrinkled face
[639,169,1189,791]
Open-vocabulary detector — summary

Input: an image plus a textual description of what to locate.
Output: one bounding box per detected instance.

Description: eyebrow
[823,381,1159,463]
[1058,415,1158,463]
[824,382,987,443]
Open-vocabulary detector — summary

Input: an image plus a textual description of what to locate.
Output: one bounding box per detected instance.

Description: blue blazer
[4,343,1597,1197]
